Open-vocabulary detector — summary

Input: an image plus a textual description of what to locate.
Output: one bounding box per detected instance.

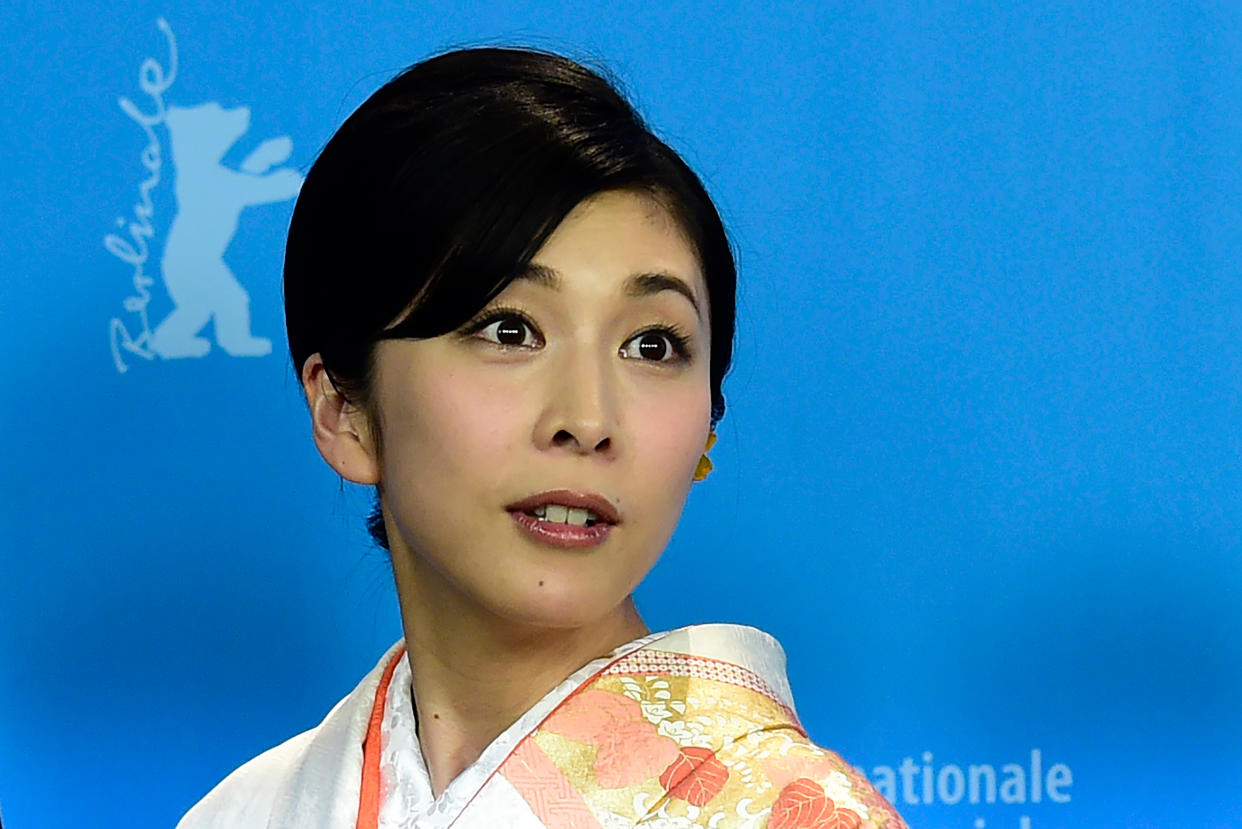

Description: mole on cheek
[538,580,545,586]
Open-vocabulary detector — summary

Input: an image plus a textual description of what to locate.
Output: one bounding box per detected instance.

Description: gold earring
[693,432,717,481]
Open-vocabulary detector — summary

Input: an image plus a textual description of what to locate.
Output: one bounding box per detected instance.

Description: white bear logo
[148,101,302,359]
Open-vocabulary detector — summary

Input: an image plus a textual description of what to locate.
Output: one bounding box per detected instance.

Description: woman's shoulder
[592,677,906,829]
[535,624,907,827]
[175,728,316,829]
[708,729,908,829]
[176,642,404,829]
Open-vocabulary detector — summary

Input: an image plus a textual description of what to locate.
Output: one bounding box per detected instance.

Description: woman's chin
[493,585,634,633]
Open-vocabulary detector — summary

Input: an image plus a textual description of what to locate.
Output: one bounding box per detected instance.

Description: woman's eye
[476,315,542,348]
[619,330,683,363]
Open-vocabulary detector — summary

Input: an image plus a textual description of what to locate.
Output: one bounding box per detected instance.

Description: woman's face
[369,190,713,630]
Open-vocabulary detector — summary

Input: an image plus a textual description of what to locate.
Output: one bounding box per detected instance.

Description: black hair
[284,47,736,550]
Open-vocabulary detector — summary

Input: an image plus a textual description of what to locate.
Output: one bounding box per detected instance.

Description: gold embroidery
[519,668,906,828]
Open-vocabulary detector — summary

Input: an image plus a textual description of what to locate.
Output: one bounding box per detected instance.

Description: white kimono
[178,624,906,829]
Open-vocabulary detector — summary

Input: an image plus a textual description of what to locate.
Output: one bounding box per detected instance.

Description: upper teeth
[533,504,601,526]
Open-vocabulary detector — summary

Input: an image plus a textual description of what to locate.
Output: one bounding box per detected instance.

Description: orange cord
[355,646,406,829]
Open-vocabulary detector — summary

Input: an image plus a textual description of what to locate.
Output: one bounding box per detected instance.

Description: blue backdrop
[2,2,1240,827]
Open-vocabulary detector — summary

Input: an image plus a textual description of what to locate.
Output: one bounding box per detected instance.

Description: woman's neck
[389,548,648,798]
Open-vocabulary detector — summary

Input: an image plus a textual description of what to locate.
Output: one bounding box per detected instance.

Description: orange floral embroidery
[770,778,862,829]
[659,746,730,806]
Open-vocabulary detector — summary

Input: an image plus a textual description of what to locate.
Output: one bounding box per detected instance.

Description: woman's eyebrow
[518,264,702,317]
[625,273,702,317]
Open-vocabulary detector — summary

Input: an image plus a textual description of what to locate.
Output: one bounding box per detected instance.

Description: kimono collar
[642,623,798,718]
[266,623,794,829]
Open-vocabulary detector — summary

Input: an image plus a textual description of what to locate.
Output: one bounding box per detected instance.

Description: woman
[179,47,906,829]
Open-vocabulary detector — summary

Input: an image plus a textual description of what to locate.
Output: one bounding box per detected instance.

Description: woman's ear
[301,353,381,485]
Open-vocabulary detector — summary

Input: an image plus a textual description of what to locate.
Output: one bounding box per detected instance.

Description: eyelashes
[457,306,694,365]
[457,306,542,347]
[462,307,545,349]
[618,325,693,363]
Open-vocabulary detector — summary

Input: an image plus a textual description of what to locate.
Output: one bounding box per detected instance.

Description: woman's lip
[505,489,621,524]
[510,511,615,548]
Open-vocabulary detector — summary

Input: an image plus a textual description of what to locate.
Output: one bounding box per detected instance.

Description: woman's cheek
[634,386,711,478]
[421,364,525,463]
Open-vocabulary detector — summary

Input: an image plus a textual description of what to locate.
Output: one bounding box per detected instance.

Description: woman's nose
[533,350,618,456]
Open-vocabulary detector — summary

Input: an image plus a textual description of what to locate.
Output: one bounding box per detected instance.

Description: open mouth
[505,490,620,547]
[506,490,621,524]
[522,504,606,527]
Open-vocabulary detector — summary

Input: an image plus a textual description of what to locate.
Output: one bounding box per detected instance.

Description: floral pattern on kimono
[177,624,906,829]
[494,649,907,828]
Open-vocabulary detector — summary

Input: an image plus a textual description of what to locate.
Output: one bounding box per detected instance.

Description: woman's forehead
[524,191,707,306]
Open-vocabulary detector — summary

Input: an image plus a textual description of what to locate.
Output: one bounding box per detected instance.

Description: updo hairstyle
[283,47,737,550]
